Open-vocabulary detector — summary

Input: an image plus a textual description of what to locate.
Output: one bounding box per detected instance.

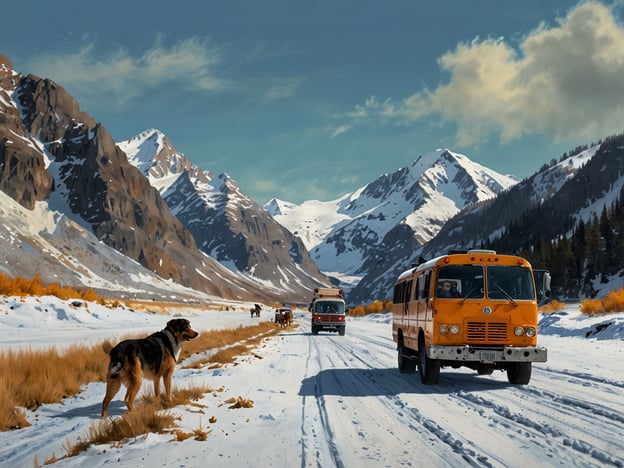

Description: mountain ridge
[118,129,330,299]
[266,149,518,285]
[2,53,621,306]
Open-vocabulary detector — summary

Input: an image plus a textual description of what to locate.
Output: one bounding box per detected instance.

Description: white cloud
[330,124,352,138]
[25,36,227,110]
[339,2,624,146]
[262,78,302,102]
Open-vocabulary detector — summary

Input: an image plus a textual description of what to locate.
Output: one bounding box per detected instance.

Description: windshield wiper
[459,287,479,304]
[493,285,518,307]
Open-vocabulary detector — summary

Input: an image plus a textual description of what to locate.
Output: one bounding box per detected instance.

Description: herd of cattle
[250,305,294,328]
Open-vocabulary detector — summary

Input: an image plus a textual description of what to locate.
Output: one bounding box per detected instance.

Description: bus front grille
[466,322,508,342]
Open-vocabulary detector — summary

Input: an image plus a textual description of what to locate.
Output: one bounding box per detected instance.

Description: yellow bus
[392,250,549,385]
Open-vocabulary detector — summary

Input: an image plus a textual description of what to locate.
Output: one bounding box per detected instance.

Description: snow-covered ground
[1,296,623,467]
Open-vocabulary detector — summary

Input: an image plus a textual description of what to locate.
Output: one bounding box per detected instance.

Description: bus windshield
[486,265,535,301]
[436,264,535,301]
[436,265,484,299]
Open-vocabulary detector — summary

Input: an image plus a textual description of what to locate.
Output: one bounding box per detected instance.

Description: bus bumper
[428,345,547,363]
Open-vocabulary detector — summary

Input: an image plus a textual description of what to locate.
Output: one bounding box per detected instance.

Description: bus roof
[396,250,532,281]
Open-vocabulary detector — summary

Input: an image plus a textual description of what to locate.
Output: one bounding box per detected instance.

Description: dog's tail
[102,340,114,355]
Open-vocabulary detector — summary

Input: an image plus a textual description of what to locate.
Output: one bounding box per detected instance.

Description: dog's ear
[102,340,113,355]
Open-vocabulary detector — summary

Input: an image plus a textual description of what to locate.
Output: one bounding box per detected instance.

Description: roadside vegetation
[348,299,392,316]
[0,320,282,432]
[539,300,567,313]
[579,287,624,314]
[0,272,113,305]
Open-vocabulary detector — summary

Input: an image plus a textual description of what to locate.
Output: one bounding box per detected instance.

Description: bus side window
[423,271,430,299]
[417,275,424,299]
[405,280,413,303]
[393,283,402,303]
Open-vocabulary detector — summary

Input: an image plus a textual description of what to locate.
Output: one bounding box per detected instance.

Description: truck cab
[309,287,346,336]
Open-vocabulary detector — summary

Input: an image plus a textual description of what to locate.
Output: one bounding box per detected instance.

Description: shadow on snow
[298,367,512,397]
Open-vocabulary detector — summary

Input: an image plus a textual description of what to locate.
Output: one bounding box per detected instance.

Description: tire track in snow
[451,386,624,467]
[536,365,624,392]
[299,329,345,468]
[328,324,497,466]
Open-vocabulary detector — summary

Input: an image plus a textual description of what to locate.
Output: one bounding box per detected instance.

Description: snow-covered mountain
[346,144,617,305]
[2,51,620,307]
[0,54,290,304]
[266,149,518,285]
[119,129,329,298]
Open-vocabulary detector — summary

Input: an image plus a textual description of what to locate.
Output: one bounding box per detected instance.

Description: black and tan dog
[101,318,199,418]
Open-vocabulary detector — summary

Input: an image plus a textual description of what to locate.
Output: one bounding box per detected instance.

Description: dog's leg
[101,377,122,418]
[153,377,161,403]
[124,356,143,412]
[163,366,174,402]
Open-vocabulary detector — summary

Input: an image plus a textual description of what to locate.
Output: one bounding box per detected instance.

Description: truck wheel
[507,362,531,384]
[311,324,319,335]
[339,327,345,336]
[418,338,440,384]
[397,341,416,373]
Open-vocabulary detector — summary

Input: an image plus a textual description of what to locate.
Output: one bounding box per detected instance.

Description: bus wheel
[507,362,531,384]
[418,338,440,385]
[397,341,416,373]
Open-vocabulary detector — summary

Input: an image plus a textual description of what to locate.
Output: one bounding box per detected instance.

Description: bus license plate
[480,351,498,362]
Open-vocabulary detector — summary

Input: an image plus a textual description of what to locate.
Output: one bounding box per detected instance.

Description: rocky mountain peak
[269,149,518,284]
[0,67,53,209]
[0,60,284,301]
[121,130,330,297]
[0,54,17,90]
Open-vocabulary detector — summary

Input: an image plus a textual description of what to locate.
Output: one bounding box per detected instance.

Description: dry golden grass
[31,320,280,461]
[540,299,567,313]
[0,385,29,430]
[141,383,212,411]
[47,403,178,463]
[224,396,254,409]
[0,343,108,429]
[181,321,284,366]
[580,288,624,314]
[0,272,101,302]
[348,299,392,316]
[1,320,284,432]
[51,383,215,462]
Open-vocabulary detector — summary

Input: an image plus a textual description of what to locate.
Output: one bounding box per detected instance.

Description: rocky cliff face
[0,55,53,210]
[0,56,283,302]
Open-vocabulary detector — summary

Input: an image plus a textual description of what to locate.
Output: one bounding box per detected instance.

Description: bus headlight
[450,325,460,335]
[525,327,536,337]
[439,324,449,335]
[514,326,525,336]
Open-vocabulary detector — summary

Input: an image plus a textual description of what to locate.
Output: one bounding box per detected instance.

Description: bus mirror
[543,271,551,294]
[534,269,551,301]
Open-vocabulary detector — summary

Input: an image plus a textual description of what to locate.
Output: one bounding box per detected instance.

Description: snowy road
[292,314,624,467]
[1,299,623,467]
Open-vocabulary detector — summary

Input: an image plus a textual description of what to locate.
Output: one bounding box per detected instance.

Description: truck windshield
[315,301,345,314]
[486,265,535,301]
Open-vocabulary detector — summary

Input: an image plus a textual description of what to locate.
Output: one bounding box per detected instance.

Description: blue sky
[3,1,624,204]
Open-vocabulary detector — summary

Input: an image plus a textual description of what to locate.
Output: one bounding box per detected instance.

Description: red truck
[309,287,346,336]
